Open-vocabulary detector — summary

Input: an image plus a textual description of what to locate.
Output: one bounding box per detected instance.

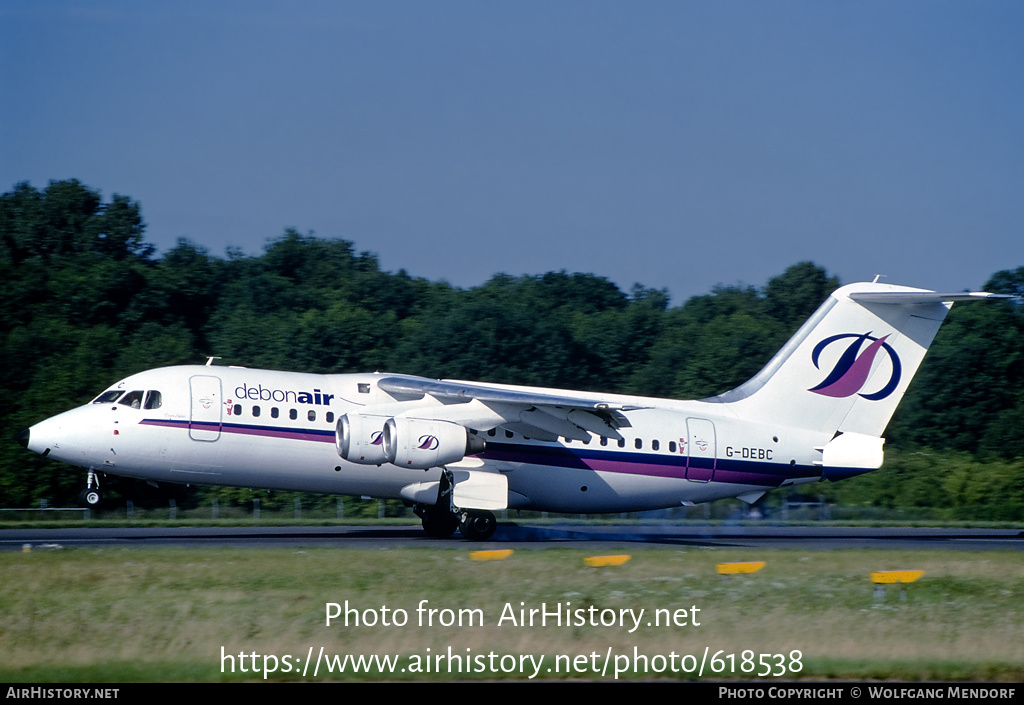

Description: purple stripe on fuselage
[482,442,818,487]
[137,420,826,486]
[139,418,335,444]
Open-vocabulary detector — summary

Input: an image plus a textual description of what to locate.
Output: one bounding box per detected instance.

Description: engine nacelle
[382,417,486,469]
[336,413,390,465]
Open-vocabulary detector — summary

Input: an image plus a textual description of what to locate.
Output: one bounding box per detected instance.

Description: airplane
[17,281,1007,540]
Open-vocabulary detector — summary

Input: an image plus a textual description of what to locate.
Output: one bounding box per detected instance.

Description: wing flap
[377,375,640,413]
[375,375,634,441]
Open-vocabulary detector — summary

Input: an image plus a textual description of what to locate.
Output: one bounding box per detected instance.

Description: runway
[3,523,1023,551]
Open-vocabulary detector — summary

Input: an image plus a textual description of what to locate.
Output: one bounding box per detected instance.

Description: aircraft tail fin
[705,283,1002,437]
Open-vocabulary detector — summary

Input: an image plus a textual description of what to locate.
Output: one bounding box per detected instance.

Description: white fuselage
[25,282,996,519]
[26,364,829,513]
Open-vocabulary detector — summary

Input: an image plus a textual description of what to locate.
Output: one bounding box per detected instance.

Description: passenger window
[308,410,316,422]
[669,441,677,453]
[118,390,144,409]
[252,406,261,417]
[652,440,660,451]
[635,438,643,449]
[233,405,241,416]
[271,408,279,418]
[289,409,297,420]
[618,439,625,448]
[600,437,608,446]
[143,391,162,409]
[326,412,335,423]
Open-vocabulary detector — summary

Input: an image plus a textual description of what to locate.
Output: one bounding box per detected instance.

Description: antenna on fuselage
[872,274,887,283]
[205,357,222,366]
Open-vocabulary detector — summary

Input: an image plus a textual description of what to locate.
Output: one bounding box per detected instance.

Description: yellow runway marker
[716,561,766,575]
[872,570,925,601]
[470,549,513,561]
[584,555,631,567]
[871,570,924,584]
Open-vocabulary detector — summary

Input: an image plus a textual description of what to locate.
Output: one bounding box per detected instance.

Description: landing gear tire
[459,511,497,541]
[421,510,459,539]
[78,488,102,508]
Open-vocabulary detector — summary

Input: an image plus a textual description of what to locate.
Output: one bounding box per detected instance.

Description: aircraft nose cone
[17,427,29,449]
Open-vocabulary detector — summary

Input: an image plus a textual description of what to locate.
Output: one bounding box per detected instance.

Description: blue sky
[3,1,1022,303]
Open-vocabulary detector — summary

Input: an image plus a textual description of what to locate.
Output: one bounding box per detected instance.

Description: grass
[1,546,1022,682]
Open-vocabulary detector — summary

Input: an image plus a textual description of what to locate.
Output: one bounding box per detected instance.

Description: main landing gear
[77,469,102,508]
[417,505,460,538]
[414,468,499,541]
[458,510,497,541]
[415,507,497,541]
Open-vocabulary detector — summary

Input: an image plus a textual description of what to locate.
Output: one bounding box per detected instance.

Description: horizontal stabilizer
[849,291,1009,304]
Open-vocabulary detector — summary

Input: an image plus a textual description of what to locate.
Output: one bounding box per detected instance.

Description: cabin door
[685,418,716,482]
[189,375,223,441]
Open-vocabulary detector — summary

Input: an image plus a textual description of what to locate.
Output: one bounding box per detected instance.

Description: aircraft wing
[375,375,639,442]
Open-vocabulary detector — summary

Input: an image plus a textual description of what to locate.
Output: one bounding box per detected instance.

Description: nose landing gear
[77,469,102,508]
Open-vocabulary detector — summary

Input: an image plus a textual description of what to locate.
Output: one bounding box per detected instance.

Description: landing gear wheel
[459,511,497,541]
[78,488,102,508]
[421,510,459,539]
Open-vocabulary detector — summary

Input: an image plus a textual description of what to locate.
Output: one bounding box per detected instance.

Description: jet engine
[336,413,390,465]
[382,417,486,469]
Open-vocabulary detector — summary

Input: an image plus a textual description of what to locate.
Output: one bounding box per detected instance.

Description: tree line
[2,180,1021,518]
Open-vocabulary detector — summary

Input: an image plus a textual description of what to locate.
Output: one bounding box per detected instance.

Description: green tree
[887,271,1024,456]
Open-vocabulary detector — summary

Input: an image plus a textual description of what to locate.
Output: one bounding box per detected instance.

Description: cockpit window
[93,391,124,404]
[144,390,162,409]
[118,390,145,409]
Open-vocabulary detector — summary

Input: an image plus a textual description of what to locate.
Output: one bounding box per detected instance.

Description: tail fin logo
[809,332,902,400]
